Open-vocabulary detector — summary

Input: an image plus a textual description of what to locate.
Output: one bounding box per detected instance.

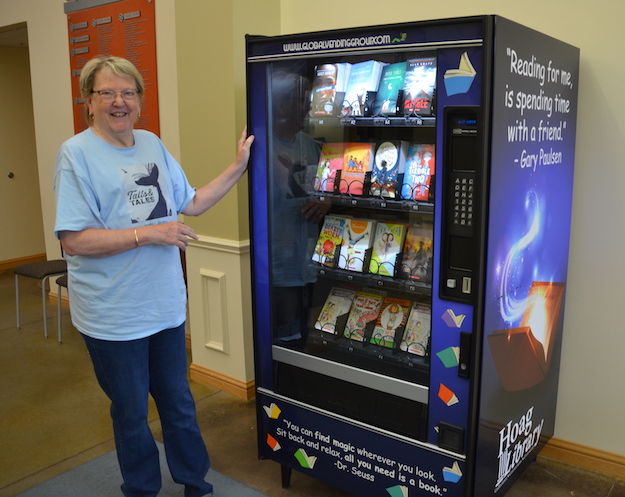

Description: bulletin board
[66,0,159,135]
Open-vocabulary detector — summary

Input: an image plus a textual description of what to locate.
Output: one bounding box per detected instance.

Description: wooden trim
[0,253,47,271]
[48,292,69,307]
[541,437,625,477]
[189,362,255,401]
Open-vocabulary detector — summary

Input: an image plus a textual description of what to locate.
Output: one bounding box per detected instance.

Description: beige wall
[2,0,623,458]
[176,0,280,392]
[280,2,625,457]
[175,0,280,240]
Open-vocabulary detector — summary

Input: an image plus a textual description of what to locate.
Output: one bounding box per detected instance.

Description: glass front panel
[266,52,437,388]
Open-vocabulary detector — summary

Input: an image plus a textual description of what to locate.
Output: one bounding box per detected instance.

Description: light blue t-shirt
[54,128,196,340]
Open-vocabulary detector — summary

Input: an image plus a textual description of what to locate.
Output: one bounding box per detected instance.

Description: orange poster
[66,0,159,135]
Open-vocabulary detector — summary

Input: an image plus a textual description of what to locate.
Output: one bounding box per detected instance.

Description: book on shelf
[370,295,411,348]
[339,142,376,196]
[369,140,409,199]
[311,215,346,267]
[343,289,385,342]
[400,302,431,356]
[402,56,437,115]
[399,220,434,282]
[314,286,356,334]
[368,221,407,277]
[372,61,407,115]
[309,63,352,116]
[400,144,435,201]
[338,218,375,272]
[341,60,386,116]
[314,142,345,192]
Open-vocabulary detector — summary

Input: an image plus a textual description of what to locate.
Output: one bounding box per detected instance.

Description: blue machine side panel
[428,46,482,451]
[475,17,579,496]
[247,61,273,390]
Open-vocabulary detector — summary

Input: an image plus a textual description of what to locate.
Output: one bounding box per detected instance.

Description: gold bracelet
[134,228,140,248]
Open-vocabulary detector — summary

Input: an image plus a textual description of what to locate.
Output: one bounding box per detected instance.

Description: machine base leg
[281,464,292,488]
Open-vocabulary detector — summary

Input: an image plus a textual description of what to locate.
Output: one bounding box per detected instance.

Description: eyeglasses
[91,89,140,102]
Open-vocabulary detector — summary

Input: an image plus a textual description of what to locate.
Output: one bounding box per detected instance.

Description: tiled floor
[0,268,623,497]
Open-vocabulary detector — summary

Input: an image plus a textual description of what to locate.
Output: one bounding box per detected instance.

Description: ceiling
[0,26,28,47]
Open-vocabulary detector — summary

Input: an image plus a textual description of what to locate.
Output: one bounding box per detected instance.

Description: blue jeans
[82,323,213,497]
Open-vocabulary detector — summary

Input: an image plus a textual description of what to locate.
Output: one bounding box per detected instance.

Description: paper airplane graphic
[263,403,281,419]
[266,433,281,452]
[436,346,460,368]
[386,484,409,497]
[444,52,476,95]
[443,461,463,483]
[294,448,317,469]
[438,383,459,407]
[442,309,466,328]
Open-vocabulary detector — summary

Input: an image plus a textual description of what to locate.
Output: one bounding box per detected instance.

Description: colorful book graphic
[400,302,431,356]
[314,142,345,192]
[370,140,409,199]
[442,309,466,328]
[342,59,385,116]
[344,290,385,342]
[443,461,463,483]
[312,215,346,267]
[370,296,411,348]
[400,144,435,201]
[373,61,407,115]
[338,218,375,272]
[438,383,459,407]
[294,448,317,469]
[400,221,433,281]
[402,56,436,115]
[310,62,351,116]
[339,142,375,196]
[386,485,409,497]
[368,222,406,277]
[266,433,281,452]
[444,52,476,96]
[314,287,356,334]
[436,346,460,368]
[263,403,281,419]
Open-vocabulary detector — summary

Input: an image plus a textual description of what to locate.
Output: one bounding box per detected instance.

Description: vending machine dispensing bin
[246,15,579,496]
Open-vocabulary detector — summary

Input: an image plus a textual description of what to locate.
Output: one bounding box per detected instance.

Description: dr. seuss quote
[503,47,574,171]
[275,417,455,495]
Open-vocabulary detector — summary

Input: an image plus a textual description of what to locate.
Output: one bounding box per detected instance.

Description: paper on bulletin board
[66,0,159,135]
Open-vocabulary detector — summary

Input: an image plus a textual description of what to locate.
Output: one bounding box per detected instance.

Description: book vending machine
[246,15,579,497]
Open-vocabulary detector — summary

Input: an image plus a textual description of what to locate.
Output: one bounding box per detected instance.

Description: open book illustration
[263,403,281,419]
[266,433,281,452]
[438,383,459,407]
[488,282,565,391]
[442,308,466,328]
[442,461,463,483]
[386,485,409,497]
[295,448,317,469]
[444,52,476,96]
[436,346,460,368]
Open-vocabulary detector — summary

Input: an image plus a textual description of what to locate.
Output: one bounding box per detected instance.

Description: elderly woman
[53,55,253,497]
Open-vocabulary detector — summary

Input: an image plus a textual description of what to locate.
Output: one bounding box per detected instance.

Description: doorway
[0,23,46,266]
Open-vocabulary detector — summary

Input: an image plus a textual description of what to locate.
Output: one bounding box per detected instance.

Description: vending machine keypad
[441,107,481,303]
